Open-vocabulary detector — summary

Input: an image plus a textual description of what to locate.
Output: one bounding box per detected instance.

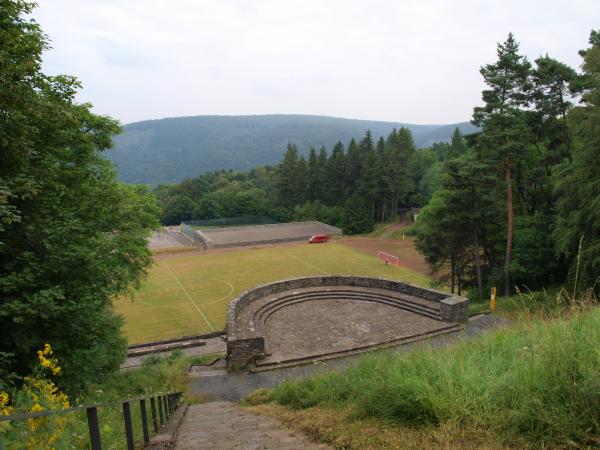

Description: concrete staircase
[173,401,330,450]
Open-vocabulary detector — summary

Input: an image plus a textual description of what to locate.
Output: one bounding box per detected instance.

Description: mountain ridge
[106,114,478,185]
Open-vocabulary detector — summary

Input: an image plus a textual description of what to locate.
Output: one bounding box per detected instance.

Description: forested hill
[106,114,477,185]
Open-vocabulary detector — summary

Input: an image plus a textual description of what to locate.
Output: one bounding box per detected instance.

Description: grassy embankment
[245,291,600,449]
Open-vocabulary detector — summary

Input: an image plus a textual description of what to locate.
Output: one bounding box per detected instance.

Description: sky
[34,0,599,125]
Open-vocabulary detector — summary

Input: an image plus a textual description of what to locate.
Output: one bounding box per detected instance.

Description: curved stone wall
[226,276,469,371]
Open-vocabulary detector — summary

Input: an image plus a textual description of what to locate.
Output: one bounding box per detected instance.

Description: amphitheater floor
[261,298,450,365]
[232,284,460,369]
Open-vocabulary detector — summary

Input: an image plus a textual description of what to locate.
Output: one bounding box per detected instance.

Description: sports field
[115,243,430,344]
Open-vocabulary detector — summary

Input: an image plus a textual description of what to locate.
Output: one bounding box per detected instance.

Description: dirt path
[377,221,408,240]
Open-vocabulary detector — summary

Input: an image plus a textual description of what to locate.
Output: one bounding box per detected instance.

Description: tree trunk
[450,254,455,294]
[457,267,461,296]
[473,229,483,300]
[504,159,514,297]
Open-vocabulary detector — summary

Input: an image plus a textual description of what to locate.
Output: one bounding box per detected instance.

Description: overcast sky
[34,0,599,125]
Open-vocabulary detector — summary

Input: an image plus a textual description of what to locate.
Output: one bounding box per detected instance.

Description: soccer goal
[378,251,401,267]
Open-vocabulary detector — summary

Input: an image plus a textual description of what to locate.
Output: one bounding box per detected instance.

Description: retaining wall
[226,275,469,370]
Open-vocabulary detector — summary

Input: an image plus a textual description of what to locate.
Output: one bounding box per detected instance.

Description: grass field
[115,243,430,344]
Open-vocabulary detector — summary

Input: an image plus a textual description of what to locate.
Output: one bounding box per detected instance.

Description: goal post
[378,251,400,268]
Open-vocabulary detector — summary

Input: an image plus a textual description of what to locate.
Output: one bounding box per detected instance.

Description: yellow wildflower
[31,403,43,412]
[42,343,52,356]
[0,391,14,416]
[40,357,51,368]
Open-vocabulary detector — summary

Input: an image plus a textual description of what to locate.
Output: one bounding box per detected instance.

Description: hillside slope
[106,114,478,185]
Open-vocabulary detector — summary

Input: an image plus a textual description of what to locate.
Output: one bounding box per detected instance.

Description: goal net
[378,251,400,267]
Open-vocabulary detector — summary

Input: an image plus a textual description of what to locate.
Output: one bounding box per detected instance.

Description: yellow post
[490,287,497,311]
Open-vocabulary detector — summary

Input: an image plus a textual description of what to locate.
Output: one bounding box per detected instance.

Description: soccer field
[115,243,430,344]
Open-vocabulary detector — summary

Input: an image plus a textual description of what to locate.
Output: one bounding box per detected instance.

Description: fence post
[122,401,135,450]
[86,406,102,450]
[140,399,150,445]
[158,395,164,426]
[163,396,169,420]
[167,394,173,415]
[150,396,158,432]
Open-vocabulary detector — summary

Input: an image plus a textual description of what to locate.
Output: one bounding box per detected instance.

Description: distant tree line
[414,32,600,299]
[154,126,467,233]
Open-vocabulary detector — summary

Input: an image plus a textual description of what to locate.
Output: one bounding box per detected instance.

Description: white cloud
[34,0,600,124]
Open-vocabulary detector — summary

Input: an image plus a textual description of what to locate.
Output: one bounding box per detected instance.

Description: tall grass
[269,294,600,447]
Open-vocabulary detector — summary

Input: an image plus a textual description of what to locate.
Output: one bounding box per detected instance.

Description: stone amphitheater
[226,276,469,371]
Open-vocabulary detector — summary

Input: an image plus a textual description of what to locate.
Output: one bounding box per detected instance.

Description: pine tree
[358,146,381,222]
[323,142,347,205]
[307,147,321,201]
[447,128,467,159]
[317,146,329,200]
[472,33,532,296]
[276,144,306,207]
[345,138,361,195]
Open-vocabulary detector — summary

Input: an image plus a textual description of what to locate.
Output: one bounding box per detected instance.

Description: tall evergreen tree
[306,147,321,201]
[358,146,381,222]
[447,128,467,159]
[472,33,532,296]
[345,138,361,195]
[276,144,306,207]
[323,142,347,205]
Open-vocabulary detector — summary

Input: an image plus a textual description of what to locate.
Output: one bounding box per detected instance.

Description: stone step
[258,293,442,324]
[251,289,442,331]
[252,322,462,371]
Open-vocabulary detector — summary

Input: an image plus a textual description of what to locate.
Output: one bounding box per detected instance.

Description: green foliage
[415,31,599,297]
[268,307,600,447]
[554,30,600,295]
[276,144,307,208]
[0,0,159,392]
[342,195,373,234]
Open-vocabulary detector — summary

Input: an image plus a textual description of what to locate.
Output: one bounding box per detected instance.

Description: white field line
[287,251,328,274]
[162,261,215,332]
[202,279,236,306]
